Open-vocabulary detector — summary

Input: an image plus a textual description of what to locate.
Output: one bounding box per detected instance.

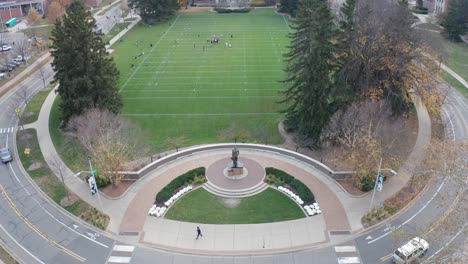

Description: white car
[393,237,429,263]
[1,45,12,51]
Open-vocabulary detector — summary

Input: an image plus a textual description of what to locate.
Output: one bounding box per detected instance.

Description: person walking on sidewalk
[196,226,203,240]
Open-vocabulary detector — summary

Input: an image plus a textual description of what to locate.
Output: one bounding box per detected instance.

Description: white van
[393,237,429,263]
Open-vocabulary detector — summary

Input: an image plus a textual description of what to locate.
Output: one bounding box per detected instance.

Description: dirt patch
[60,192,80,207]
[100,181,135,198]
[335,179,366,196]
[19,132,33,141]
[28,161,43,170]
[220,198,241,208]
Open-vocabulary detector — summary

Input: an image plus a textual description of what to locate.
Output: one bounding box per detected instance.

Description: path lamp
[369,157,383,212]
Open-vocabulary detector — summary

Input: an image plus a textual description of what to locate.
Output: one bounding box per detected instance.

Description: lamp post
[369,157,383,212]
[88,158,104,212]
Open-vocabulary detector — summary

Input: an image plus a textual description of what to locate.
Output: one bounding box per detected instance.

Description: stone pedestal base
[228,167,244,176]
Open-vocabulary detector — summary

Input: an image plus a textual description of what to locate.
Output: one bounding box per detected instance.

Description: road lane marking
[0,183,86,262]
[112,245,135,252]
[7,162,109,248]
[368,179,446,244]
[334,246,357,253]
[337,257,360,264]
[108,244,134,264]
[424,223,467,263]
[108,256,132,263]
[0,224,46,264]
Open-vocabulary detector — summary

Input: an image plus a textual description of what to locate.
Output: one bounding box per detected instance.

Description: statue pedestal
[227,162,244,176]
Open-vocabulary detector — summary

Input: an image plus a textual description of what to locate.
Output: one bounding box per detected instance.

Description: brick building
[424,0,451,15]
[0,0,44,21]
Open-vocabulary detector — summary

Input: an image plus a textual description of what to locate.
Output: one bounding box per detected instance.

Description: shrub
[265,174,285,186]
[95,173,110,188]
[265,167,315,203]
[214,8,252,13]
[359,174,375,192]
[412,7,428,14]
[362,207,388,227]
[155,167,205,203]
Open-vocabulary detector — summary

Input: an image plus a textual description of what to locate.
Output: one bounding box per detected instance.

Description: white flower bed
[277,186,321,217]
[149,185,193,218]
[304,203,321,216]
[278,186,304,205]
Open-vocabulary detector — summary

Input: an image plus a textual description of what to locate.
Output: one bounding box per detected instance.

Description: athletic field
[112,9,291,145]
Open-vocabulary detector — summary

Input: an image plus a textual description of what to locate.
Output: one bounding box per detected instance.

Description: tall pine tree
[130,0,179,24]
[50,1,122,124]
[279,0,299,17]
[441,0,468,42]
[281,0,337,145]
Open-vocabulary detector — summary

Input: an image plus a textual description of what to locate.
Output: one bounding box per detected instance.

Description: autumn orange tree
[46,0,71,24]
[27,7,42,26]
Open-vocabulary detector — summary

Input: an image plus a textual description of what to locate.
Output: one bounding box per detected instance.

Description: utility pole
[369,157,383,212]
[88,157,104,212]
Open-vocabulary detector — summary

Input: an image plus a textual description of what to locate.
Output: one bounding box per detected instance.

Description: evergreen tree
[50,1,122,124]
[441,0,468,42]
[279,0,299,17]
[281,0,337,145]
[130,0,179,24]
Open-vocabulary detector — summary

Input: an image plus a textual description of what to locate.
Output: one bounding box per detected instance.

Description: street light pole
[369,157,383,212]
[88,157,104,212]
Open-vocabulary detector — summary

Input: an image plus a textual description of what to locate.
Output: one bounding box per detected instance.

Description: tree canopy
[279,0,299,17]
[440,0,468,42]
[50,1,122,124]
[281,0,337,145]
[129,0,179,24]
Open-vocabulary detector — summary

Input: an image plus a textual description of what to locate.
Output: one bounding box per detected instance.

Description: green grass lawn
[112,9,290,145]
[19,84,54,125]
[165,187,305,224]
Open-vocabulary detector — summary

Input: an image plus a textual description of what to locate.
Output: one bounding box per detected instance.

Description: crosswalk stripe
[337,257,360,264]
[8,127,11,133]
[335,246,357,253]
[112,245,135,252]
[108,256,131,263]
[0,128,3,133]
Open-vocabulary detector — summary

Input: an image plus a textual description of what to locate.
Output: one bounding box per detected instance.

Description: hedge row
[412,7,428,14]
[214,8,252,13]
[265,167,315,203]
[155,167,205,203]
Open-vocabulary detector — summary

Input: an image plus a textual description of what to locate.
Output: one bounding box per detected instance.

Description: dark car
[0,148,12,163]
[6,62,17,69]
[0,66,13,72]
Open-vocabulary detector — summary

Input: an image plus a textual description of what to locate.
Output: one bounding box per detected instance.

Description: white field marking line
[124,96,281,100]
[107,256,131,263]
[112,245,135,252]
[124,82,280,86]
[368,179,447,244]
[337,257,360,264]
[121,88,281,92]
[334,246,357,253]
[443,108,456,142]
[424,223,467,263]
[144,51,289,56]
[142,57,286,62]
[136,69,283,74]
[139,64,282,68]
[130,75,283,80]
[0,224,46,264]
[7,163,109,248]
[119,15,181,92]
[123,112,280,116]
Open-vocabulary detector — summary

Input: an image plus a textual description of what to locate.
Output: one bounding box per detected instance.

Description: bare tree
[163,136,188,152]
[36,65,48,89]
[49,156,69,201]
[250,125,274,145]
[12,39,31,65]
[66,109,144,187]
[218,123,251,143]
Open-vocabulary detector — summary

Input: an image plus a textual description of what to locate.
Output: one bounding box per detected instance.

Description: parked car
[0,72,5,79]
[0,148,12,163]
[6,62,17,69]
[14,54,31,63]
[1,45,12,51]
[11,60,21,66]
[0,66,13,72]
